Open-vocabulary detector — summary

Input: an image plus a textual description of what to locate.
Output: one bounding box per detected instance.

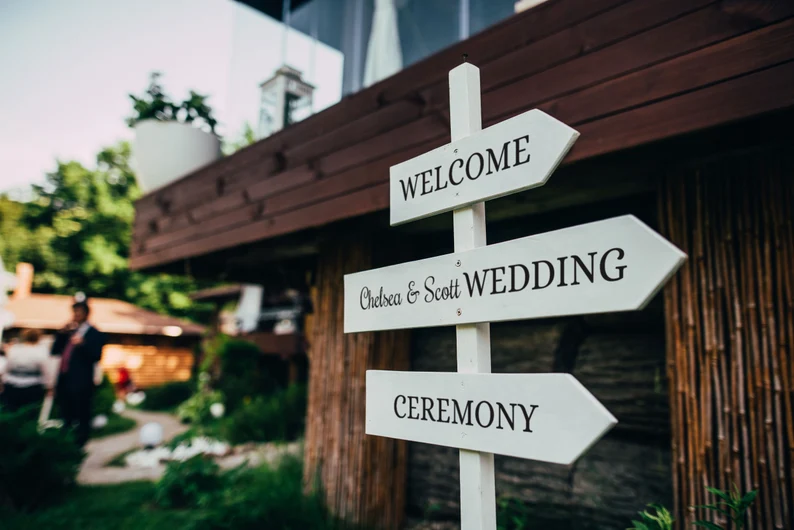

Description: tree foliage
[0,142,213,322]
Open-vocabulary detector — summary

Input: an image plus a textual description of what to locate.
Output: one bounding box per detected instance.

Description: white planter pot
[132,120,221,193]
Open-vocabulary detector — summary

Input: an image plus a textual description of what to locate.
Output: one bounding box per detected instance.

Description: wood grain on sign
[365,371,617,465]
[344,215,686,333]
[389,109,578,225]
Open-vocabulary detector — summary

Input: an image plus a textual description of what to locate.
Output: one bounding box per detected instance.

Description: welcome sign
[389,109,579,225]
[344,215,686,333]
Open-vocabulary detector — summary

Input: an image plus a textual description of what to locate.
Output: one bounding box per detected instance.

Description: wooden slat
[420,0,713,112]
[541,17,794,127]
[567,60,794,163]
[144,164,317,252]
[131,182,389,269]
[281,100,425,165]
[379,0,631,103]
[319,114,449,177]
[481,3,786,121]
[139,142,438,255]
[134,152,277,232]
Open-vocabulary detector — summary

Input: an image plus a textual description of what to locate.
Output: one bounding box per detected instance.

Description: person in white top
[0,329,53,412]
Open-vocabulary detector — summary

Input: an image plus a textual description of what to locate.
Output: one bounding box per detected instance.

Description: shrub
[140,381,195,411]
[0,406,85,511]
[93,375,116,417]
[155,455,223,509]
[223,384,307,445]
[177,376,224,425]
[189,455,334,530]
[216,339,278,413]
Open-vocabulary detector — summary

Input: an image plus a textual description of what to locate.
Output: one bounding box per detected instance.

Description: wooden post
[303,236,410,529]
[449,62,497,530]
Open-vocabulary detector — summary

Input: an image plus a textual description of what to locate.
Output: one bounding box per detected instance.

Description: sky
[0,0,343,194]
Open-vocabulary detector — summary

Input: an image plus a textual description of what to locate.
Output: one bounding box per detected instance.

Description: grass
[1,482,203,530]
[90,413,136,440]
[3,456,337,530]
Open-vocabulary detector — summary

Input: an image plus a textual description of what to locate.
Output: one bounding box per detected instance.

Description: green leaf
[695,504,733,519]
[627,521,650,530]
[693,521,723,530]
[739,489,758,508]
[705,487,733,503]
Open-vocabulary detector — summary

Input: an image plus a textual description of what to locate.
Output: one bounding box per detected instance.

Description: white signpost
[343,61,686,530]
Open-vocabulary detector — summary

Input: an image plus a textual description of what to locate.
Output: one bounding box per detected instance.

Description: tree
[0,142,214,322]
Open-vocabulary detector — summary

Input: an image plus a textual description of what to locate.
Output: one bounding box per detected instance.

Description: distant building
[4,263,204,388]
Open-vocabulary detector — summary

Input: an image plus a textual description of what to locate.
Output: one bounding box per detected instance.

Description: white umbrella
[363,0,403,88]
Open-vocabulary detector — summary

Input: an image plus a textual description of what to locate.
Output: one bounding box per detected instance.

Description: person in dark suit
[51,293,106,447]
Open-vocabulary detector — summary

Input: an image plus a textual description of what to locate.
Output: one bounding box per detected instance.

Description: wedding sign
[345,215,685,333]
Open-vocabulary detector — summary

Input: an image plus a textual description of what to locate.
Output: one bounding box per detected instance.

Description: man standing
[51,293,105,447]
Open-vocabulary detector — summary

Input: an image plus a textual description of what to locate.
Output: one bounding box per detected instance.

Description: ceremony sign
[345,215,686,333]
[366,371,617,465]
[389,109,579,225]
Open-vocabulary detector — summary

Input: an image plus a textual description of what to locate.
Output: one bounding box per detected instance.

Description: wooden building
[5,264,204,388]
[130,1,793,528]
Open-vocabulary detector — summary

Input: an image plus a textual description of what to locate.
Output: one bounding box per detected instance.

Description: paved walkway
[77,408,188,485]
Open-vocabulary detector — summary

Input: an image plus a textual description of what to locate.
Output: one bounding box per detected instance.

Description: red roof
[6,294,205,336]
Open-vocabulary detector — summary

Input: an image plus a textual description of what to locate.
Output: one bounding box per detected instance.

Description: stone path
[77,408,188,485]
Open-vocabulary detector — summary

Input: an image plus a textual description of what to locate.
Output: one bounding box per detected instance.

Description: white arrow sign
[345,215,686,333]
[366,371,617,465]
[389,109,579,226]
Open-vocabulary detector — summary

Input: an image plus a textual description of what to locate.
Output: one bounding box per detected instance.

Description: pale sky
[0,0,343,193]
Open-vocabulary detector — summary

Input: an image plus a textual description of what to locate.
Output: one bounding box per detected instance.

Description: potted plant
[127,72,222,192]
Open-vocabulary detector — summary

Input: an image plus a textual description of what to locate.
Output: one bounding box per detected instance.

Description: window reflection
[231,0,521,140]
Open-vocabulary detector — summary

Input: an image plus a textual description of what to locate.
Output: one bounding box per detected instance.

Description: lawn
[1,482,203,530]
[90,413,136,440]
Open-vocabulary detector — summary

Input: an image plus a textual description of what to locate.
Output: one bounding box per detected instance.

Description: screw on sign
[343,61,686,530]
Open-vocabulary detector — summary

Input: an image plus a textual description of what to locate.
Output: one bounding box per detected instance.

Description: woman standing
[0,329,52,412]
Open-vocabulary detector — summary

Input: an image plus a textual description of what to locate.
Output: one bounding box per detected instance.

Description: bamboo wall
[304,237,411,529]
[659,150,793,529]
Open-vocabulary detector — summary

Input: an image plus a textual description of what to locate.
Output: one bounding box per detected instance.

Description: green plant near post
[127,72,218,135]
[497,497,532,530]
[627,484,759,530]
[627,504,674,530]
[693,486,758,530]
